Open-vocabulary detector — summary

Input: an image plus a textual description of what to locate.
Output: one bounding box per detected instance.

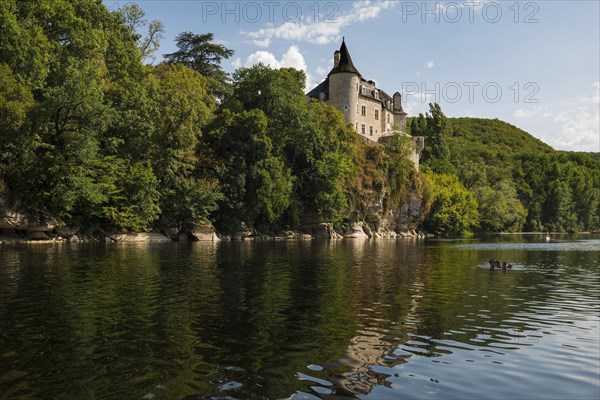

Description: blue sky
[103,1,600,151]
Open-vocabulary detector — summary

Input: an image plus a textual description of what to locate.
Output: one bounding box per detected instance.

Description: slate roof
[307,79,329,100]
[328,38,362,77]
[307,39,405,114]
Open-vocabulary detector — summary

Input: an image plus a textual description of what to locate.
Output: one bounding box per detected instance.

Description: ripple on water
[1,239,598,400]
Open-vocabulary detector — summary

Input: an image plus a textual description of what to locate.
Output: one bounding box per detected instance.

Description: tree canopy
[2,0,596,238]
[164,32,234,84]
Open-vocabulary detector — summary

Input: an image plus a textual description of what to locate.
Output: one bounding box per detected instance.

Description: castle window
[369,126,373,136]
[319,92,326,101]
[375,110,379,120]
[361,124,366,135]
[374,90,379,99]
[361,105,366,117]
[356,122,358,131]
[387,114,390,123]
[361,86,366,95]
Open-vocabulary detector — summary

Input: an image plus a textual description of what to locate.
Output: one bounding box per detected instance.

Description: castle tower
[393,92,408,129]
[306,39,423,169]
[327,38,361,129]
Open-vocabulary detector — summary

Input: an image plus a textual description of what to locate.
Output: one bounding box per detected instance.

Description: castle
[307,39,423,168]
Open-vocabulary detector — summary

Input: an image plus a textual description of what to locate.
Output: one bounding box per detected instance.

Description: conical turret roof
[328,38,361,77]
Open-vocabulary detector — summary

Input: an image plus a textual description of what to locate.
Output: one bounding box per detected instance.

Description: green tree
[206,65,359,230]
[164,32,234,86]
[205,108,292,229]
[423,172,479,236]
[473,180,527,232]
[412,113,427,136]
[295,100,357,222]
[0,63,34,192]
[1,0,170,233]
[149,63,221,229]
[117,3,165,62]
[421,103,450,172]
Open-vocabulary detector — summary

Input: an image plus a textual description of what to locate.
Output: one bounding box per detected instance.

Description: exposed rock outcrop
[301,222,343,239]
[1,181,428,243]
[356,188,426,238]
[112,233,172,242]
[343,222,370,239]
[187,222,220,242]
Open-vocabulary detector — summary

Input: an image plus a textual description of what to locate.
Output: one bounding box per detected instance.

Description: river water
[0,235,598,399]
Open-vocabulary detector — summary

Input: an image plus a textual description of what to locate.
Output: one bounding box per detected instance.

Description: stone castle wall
[328,72,360,129]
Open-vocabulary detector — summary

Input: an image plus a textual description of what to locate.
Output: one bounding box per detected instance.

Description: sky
[102,0,600,152]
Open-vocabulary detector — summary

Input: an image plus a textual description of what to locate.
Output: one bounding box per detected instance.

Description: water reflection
[0,236,598,400]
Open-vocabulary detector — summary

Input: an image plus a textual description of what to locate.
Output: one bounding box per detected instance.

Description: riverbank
[0,225,427,245]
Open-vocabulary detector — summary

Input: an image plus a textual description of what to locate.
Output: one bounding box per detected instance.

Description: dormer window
[360,86,366,95]
[374,90,379,99]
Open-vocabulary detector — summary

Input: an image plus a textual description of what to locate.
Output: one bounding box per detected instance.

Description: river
[1,235,598,399]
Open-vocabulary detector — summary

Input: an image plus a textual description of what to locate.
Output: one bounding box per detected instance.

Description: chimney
[334,50,341,67]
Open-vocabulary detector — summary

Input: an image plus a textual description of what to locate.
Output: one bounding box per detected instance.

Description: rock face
[0,208,29,230]
[113,233,172,242]
[0,200,58,232]
[301,222,342,239]
[186,222,220,242]
[25,231,50,240]
[0,180,428,242]
[157,217,182,240]
[343,222,370,238]
[55,226,80,239]
[361,190,426,238]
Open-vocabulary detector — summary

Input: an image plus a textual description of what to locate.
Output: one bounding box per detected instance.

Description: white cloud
[244,0,396,47]
[244,51,281,68]
[242,46,316,90]
[548,83,600,151]
[232,57,242,69]
[426,61,434,69]
[280,46,307,71]
[253,38,271,48]
[514,108,535,118]
[513,82,600,151]
[403,91,437,116]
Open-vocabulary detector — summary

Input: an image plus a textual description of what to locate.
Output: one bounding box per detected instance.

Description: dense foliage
[416,116,600,233]
[1,0,596,237]
[198,65,362,232]
[1,0,410,236]
[0,0,233,233]
[422,172,478,236]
